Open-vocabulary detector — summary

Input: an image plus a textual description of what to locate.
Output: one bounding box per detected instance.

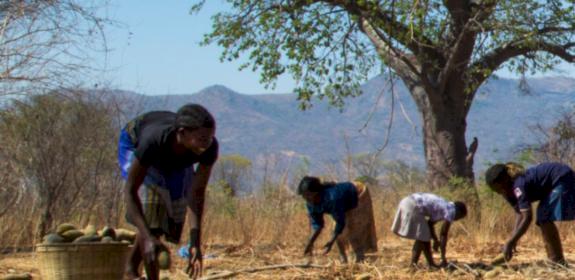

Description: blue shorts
[536,172,575,225]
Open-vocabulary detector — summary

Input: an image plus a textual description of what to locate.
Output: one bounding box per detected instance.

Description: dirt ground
[2,240,575,279]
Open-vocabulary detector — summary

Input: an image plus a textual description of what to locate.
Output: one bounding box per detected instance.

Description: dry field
[3,237,575,280]
[3,185,575,279]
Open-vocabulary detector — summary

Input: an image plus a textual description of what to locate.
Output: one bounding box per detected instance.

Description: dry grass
[3,185,575,279]
[4,239,575,279]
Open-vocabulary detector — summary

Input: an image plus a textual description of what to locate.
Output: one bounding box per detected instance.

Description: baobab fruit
[100,226,116,240]
[101,236,115,243]
[158,250,171,270]
[56,223,76,235]
[42,233,65,244]
[83,224,97,236]
[73,235,101,243]
[60,229,84,242]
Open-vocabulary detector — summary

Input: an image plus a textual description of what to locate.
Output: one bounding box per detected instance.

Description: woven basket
[36,243,132,280]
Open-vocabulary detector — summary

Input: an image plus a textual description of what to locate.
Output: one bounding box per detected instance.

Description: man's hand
[186,246,203,279]
[322,240,335,255]
[140,235,163,265]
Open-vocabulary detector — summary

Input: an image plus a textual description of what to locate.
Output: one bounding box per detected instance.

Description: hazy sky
[99,1,574,96]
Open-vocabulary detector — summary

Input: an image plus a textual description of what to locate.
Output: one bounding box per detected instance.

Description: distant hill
[112,75,575,173]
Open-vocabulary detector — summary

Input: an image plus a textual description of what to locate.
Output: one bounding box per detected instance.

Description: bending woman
[298,176,377,263]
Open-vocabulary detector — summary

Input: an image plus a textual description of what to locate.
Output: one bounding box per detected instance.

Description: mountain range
[113,75,575,174]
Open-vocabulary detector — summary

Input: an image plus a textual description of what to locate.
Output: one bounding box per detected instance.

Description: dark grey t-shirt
[128,111,218,172]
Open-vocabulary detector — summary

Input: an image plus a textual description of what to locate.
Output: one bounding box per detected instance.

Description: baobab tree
[192,0,574,187]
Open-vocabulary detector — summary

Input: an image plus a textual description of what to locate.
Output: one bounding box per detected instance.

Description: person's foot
[124,269,144,280]
[409,262,421,270]
[124,275,145,280]
[547,258,569,268]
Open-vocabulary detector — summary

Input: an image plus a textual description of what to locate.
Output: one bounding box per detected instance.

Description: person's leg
[137,184,167,280]
[336,239,348,264]
[420,241,436,267]
[539,222,566,264]
[141,231,163,280]
[354,247,365,263]
[411,241,423,266]
[125,236,143,279]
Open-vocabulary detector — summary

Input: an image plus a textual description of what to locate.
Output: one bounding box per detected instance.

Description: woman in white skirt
[391,193,467,268]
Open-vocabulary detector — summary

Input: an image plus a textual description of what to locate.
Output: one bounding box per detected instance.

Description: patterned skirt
[118,128,194,243]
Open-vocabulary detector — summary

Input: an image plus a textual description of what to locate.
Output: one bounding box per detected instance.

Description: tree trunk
[421,101,469,188]
[405,78,481,222]
[406,81,474,188]
[36,204,53,242]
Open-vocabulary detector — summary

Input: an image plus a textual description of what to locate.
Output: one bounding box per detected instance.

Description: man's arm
[429,220,441,254]
[323,210,345,254]
[124,158,162,266]
[304,227,323,255]
[186,163,213,279]
[504,210,532,259]
[124,158,150,238]
[187,163,213,248]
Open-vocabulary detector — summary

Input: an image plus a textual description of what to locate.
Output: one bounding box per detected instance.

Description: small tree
[522,111,575,168]
[212,154,253,196]
[351,152,385,182]
[0,91,119,239]
[0,1,111,95]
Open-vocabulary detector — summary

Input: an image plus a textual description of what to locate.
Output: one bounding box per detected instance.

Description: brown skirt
[338,181,378,255]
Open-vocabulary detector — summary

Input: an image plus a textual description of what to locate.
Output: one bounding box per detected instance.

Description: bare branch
[471,40,575,86]
[359,17,419,79]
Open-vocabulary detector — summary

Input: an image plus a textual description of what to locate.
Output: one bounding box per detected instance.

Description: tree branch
[436,18,477,93]
[466,40,574,113]
[471,41,575,86]
[323,0,444,63]
[359,17,419,79]
[444,0,469,27]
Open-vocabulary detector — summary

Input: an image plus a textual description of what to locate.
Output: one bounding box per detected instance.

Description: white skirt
[391,196,431,242]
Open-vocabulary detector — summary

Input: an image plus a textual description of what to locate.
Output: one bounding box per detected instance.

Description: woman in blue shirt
[485,162,575,265]
[298,176,377,263]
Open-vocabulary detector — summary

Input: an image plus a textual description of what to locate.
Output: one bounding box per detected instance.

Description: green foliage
[354,175,378,186]
[212,154,253,196]
[192,0,574,188]
[208,180,239,217]
[192,0,574,107]
[382,160,425,188]
[435,176,476,201]
[192,0,379,108]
